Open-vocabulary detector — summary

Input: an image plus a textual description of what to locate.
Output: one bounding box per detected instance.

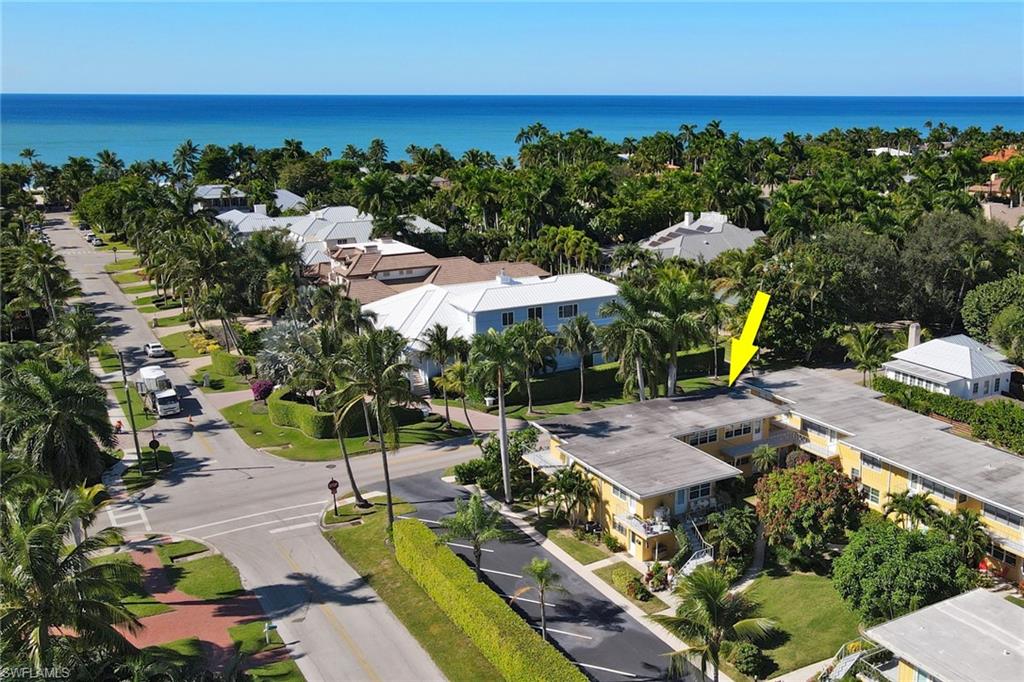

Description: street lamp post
[117,350,145,472]
[328,478,339,516]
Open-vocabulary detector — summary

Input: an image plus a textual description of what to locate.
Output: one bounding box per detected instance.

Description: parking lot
[391,471,677,682]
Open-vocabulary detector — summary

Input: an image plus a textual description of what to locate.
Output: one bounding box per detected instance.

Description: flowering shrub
[235,357,252,376]
[250,379,274,402]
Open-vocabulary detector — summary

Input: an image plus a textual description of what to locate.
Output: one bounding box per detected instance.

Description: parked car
[78,223,90,231]
[91,238,105,247]
[143,342,166,358]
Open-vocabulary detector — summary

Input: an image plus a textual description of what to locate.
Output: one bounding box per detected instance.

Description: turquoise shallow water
[2,94,1022,164]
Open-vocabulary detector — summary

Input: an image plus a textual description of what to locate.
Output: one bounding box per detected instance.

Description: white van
[133,366,181,417]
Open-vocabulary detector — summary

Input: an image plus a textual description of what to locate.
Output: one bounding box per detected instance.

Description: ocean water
[2,94,1022,164]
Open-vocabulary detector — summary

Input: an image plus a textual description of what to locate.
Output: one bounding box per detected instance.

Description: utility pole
[117,350,145,472]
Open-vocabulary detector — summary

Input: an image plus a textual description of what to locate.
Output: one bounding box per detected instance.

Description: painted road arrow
[728,290,771,386]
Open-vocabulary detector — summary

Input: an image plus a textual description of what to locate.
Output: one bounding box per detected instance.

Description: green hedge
[267,388,336,439]
[267,388,426,440]
[393,519,586,682]
[210,350,256,377]
[872,376,1024,455]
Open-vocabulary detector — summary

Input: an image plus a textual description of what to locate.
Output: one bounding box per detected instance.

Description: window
[914,669,940,682]
[973,382,979,395]
[995,377,1001,392]
[990,542,1021,566]
[983,503,1023,529]
[909,473,957,501]
[735,455,750,466]
[613,519,626,535]
[804,420,828,437]
[860,484,879,504]
[850,467,861,481]
[557,303,578,319]
[527,306,543,321]
[983,380,990,394]
[861,454,882,471]
[688,482,711,499]
[501,311,514,327]
[685,428,718,446]
[724,421,752,439]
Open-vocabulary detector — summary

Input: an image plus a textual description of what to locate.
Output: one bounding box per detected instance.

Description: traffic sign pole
[328,478,339,516]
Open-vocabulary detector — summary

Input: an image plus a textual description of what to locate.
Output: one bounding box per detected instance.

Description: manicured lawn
[323,498,384,525]
[1007,595,1024,608]
[156,539,208,563]
[593,562,669,615]
[112,385,157,430]
[123,282,157,295]
[104,257,140,273]
[745,570,862,677]
[95,342,122,373]
[324,499,502,682]
[111,270,144,284]
[228,620,305,682]
[95,233,133,252]
[192,364,252,393]
[533,515,612,565]
[121,446,174,493]
[135,293,181,313]
[146,636,203,661]
[157,330,203,358]
[221,400,470,461]
[172,555,244,601]
[153,312,192,328]
[89,551,172,618]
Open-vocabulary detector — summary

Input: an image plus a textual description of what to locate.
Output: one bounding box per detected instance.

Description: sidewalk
[120,541,291,672]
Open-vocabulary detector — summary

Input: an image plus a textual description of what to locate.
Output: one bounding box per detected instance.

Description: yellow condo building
[526,367,1024,583]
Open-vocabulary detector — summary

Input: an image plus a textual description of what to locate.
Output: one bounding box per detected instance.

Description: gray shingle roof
[640,211,765,261]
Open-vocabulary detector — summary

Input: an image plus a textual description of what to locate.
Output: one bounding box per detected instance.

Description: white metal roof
[893,334,1011,380]
[640,212,765,261]
[447,273,618,313]
[195,184,246,199]
[273,188,307,211]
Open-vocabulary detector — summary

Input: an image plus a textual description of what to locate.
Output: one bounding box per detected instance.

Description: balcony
[615,514,673,540]
[721,428,807,460]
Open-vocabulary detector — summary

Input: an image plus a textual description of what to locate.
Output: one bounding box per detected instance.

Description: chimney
[684,211,694,227]
[908,322,922,349]
[496,267,513,285]
[254,203,267,215]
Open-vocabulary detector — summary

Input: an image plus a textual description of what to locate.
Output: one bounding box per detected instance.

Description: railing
[679,520,714,576]
[819,640,886,682]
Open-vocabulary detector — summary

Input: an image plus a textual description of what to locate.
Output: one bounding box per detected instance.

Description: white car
[143,342,166,357]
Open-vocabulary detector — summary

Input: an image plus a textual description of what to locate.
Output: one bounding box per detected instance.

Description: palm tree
[653,271,706,395]
[514,558,566,641]
[438,494,509,582]
[469,329,523,504]
[45,307,106,364]
[599,285,660,401]
[508,319,557,416]
[558,315,598,405]
[332,328,421,531]
[652,567,776,682]
[933,509,989,566]
[839,323,887,386]
[1,486,143,670]
[261,263,301,320]
[323,388,371,510]
[172,139,200,177]
[544,467,598,527]
[0,360,115,489]
[420,324,458,428]
[750,444,779,474]
[435,361,476,437]
[883,491,938,530]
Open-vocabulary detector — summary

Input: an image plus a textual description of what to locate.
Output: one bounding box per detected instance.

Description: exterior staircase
[680,520,714,575]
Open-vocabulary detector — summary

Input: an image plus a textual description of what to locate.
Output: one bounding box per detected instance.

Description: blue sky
[2,2,1021,95]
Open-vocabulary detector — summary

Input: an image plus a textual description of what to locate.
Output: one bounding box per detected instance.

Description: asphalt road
[50,215,477,682]
[390,472,675,682]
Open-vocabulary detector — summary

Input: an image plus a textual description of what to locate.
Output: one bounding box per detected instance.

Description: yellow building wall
[896,660,916,682]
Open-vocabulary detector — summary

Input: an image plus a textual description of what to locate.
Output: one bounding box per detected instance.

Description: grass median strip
[229,620,304,682]
[324,499,502,682]
[121,446,174,493]
[112,384,157,430]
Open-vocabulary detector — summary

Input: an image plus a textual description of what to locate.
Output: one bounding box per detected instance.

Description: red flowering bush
[250,379,274,402]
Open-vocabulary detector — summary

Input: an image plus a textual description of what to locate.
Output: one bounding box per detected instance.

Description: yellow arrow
[728,290,771,387]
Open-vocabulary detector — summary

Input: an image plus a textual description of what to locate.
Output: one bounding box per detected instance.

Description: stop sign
[328,478,339,494]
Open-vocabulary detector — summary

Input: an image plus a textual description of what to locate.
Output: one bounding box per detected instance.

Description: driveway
[390,471,675,682]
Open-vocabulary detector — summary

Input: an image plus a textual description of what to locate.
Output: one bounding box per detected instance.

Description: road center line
[481,567,522,578]
[268,521,318,534]
[202,512,322,539]
[533,625,594,640]
[578,662,638,677]
[175,500,326,533]
[447,542,494,553]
